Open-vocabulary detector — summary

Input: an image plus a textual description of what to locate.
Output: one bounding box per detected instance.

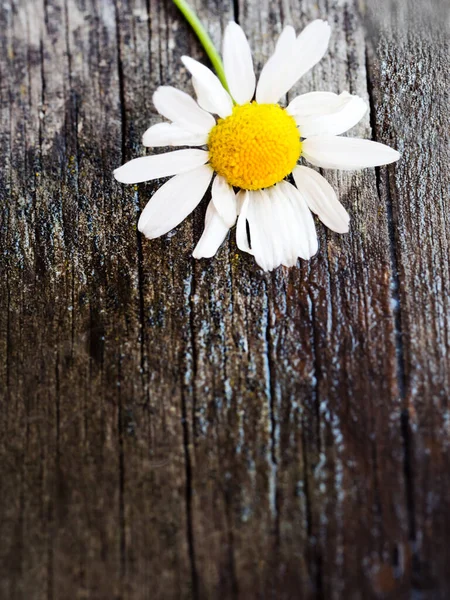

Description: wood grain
[0,0,448,598]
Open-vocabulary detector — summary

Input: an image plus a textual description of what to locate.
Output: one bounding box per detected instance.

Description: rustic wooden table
[1,0,449,598]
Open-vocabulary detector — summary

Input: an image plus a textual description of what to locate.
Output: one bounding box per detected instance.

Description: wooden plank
[0,0,448,598]
[365,0,450,595]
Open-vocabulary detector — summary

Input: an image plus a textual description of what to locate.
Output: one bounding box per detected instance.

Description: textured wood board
[0,0,448,598]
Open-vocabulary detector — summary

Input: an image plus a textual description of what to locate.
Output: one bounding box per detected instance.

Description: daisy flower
[114,14,400,271]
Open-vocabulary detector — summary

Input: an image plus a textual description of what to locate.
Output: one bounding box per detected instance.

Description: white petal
[236,191,252,254]
[138,165,213,239]
[286,20,331,92]
[236,189,247,215]
[288,91,368,137]
[242,186,318,270]
[246,191,276,271]
[271,185,310,260]
[274,25,297,51]
[153,86,215,134]
[192,199,230,259]
[277,181,318,258]
[302,136,401,170]
[223,22,256,104]
[114,149,209,184]
[293,166,349,233]
[257,189,292,269]
[256,20,330,103]
[256,26,296,104]
[267,187,301,267]
[142,123,208,147]
[288,91,342,116]
[264,190,285,268]
[211,175,237,227]
[181,56,233,118]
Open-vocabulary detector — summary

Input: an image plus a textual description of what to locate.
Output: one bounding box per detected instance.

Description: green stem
[172,0,229,92]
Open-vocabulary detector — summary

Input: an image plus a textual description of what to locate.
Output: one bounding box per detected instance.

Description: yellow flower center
[208,102,302,191]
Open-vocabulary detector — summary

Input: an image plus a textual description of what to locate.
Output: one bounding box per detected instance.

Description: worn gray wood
[0,0,449,598]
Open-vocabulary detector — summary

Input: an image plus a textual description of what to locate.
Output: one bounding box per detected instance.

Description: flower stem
[172,0,229,91]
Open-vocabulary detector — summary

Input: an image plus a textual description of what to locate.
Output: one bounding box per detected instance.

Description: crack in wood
[364,37,420,591]
[181,387,199,600]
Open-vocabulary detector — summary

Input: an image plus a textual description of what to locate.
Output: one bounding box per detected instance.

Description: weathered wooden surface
[0,0,449,598]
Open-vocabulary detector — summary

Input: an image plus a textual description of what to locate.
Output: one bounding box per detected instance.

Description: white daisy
[114,20,400,271]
